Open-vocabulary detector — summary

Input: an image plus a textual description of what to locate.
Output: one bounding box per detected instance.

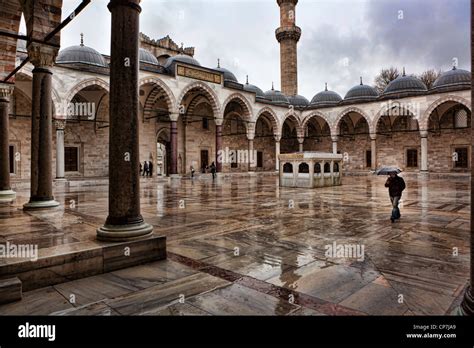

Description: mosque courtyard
[0,174,469,316]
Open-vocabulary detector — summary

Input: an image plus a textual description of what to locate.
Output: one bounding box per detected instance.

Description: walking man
[384,171,406,223]
[143,161,148,177]
[210,162,216,180]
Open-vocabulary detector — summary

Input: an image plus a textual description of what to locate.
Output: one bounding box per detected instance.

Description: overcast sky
[22,0,470,99]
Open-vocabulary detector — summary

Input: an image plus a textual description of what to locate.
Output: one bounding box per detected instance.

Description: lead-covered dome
[215,60,238,83]
[344,78,378,102]
[265,85,289,105]
[164,54,201,71]
[139,48,159,65]
[383,69,427,96]
[56,35,107,67]
[244,76,265,98]
[432,67,471,90]
[288,94,310,107]
[310,84,342,107]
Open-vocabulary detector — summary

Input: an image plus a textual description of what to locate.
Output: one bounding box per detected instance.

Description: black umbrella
[375,167,402,175]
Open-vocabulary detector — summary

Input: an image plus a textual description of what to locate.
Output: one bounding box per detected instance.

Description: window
[334,163,339,172]
[299,162,309,173]
[406,149,418,168]
[283,163,293,173]
[65,147,79,172]
[314,163,321,174]
[257,151,263,168]
[366,150,372,168]
[324,163,330,173]
[202,118,209,130]
[454,147,468,168]
[9,145,14,174]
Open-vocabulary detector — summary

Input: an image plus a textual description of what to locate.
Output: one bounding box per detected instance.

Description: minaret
[276,0,301,96]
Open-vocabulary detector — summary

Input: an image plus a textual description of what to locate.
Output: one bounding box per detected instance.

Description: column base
[23,199,60,210]
[169,174,181,179]
[97,221,153,242]
[457,286,474,316]
[0,190,16,203]
[54,178,67,182]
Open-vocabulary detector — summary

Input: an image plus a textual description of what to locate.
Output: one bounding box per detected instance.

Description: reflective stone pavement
[0,174,470,315]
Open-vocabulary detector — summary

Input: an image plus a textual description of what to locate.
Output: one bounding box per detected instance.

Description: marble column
[97,0,153,241]
[370,133,377,171]
[331,136,338,154]
[297,137,304,152]
[169,116,178,176]
[0,84,15,203]
[248,137,255,172]
[420,130,428,172]
[24,44,59,209]
[275,135,281,171]
[215,119,223,173]
[55,120,66,180]
[459,8,474,315]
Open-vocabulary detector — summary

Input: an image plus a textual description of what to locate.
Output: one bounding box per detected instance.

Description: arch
[65,78,110,107]
[255,106,280,137]
[421,95,471,130]
[283,162,293,173]
[302,110,331,130]
[221,93,253,122]
[177,81,221,118]
[156,127,170,142]
[140,76,177,115]
[373,101,418,133]
[334,107,371,135]
[298,162,309,173]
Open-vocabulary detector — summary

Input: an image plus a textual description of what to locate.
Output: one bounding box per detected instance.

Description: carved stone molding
[28,43,58,68]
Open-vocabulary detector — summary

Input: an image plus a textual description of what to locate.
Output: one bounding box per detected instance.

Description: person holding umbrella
[377,167,406,223]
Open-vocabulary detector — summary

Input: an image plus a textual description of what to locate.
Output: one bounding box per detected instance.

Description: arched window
[324,163,330,173]
[314,163,321,174]
[283,163,293,173]
[299,163,309,173]
[334,162,339,172]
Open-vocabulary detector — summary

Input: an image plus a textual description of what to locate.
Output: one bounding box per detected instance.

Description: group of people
[140,161,154,177]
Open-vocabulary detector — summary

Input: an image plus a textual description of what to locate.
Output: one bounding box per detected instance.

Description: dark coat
[385,176,406,197]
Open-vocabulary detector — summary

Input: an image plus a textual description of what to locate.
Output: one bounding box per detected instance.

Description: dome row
[55,42,471,107]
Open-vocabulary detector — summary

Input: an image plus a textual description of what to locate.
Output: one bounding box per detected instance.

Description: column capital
[214,118,224,126]
[274,133,282,142]
[0,83,14,102]
[420,130,428,138]
[369,133,377,141]
[297,136,304,144]
[55,120,66,131]
[108,0,142,13]
[169,113,179,122]
[331,135,338,142]
[28,43,58,69]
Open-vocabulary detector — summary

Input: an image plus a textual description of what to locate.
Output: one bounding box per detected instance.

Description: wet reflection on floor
[0,174,470,315]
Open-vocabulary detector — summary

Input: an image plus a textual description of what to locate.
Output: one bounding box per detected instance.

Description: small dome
[139,48,159,65]
[215,59,238,83]
[56,34,107,67]
[164,54,201,71]
[344,78,378,101]
[432,67,471,90]
[383,69,427,95]
[244,77,265,98]
[288,94,310,107]
[310,84,342,106]
[265,85,289,105]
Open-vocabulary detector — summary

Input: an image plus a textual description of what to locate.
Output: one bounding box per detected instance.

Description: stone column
[420,130,428,172]
[275,134,281,171]
[0,83,15,203]
[169,114,178,176]
[370,133,377,171]
[24,44,59,209]
[215,119,223,173]
[459,6,474,315]
[55,120,66,180]
[97,0,153,241]
[331,135,338,154]
[297,137,304,152]
[248,137,255,172]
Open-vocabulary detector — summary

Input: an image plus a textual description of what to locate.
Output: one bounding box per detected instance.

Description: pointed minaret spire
[402,67,406,76]
[80,33,84,46]
[217,58,220,68]
[272,81,275,91]
[360,76,363,85]
[325,83,328,91]
[246,75,249,85]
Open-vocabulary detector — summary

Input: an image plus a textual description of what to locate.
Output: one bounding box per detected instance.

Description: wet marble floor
[0,174,470,315]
